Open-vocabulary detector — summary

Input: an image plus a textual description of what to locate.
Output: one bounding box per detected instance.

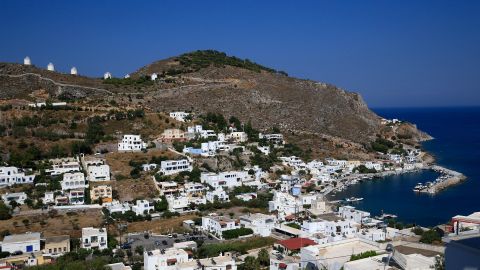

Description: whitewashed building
[81,227,107,250]
[87,164,110,181]
[200,171,248,189]
[132,200,155,216]
[166,195,190,212]
[104,200,131,214]
[143,247,191,270]
[47,62,55,71]
[61,172,86,191]
[226,131,248,143]
[259,133,284,144]
[2,192,28,205]
[201,214,240,238]
[118,135,147,152]
[104,72,112,79]
[151,73,158,81]
[24,56,31,65]
[1,233,41,253]
[0,166,35,187]
[70,67,78,75]
[206,188,230,203]
[159,159,192,176]
[239,213,277,237]
[169,112,190,122]
[46,160,81,175]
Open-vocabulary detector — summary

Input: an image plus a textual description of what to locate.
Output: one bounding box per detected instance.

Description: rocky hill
[0,50,429,153]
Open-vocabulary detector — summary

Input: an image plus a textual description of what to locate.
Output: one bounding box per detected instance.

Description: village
[0,102,476,270]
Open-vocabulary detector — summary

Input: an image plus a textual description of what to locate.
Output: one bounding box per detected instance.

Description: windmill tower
[71,67,78,75]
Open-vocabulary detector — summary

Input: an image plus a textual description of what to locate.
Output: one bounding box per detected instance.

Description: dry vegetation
[0,209,103,239]
[126,214,198,234]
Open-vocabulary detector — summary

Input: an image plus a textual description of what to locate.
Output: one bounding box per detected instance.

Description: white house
[159,159,192,176]
[118,135,147,152]
[206,188,230,203]
[47,62,55,71]
[87,164,110,181]
[257,145,270,155]
[280,156,306,170]
[239,213,277,237]
[46,160,81,176]
[151,73,158,81]
[81,227,107,250]
[24,56,31,65]
[1,233,41,253]
[104,200,131,214]
[338,206,371,224]
[2,192,28,205]
[201,171,248,189]
[169,112,190,122]
[0,166,35,187]
[187,125,203,134]
[364,162,383,172]
[268,191,303,219]
[143,247,191,270]
[70,67,78,75]
[302,218,358,242]
[166,195,190,213]
[226,131,248,143]
[61,172,86,191]
[43,192,55,204]
[158,181,182,196]
[132,200,155,216]
[259,133,284,144]
[197,254,237,270]
[104,72,112,80]
[183,182,206,196]
[202,214,240,238]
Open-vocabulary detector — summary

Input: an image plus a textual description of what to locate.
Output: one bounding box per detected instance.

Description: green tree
[243,256,260,270]
[0,202,11,220]
[257,248,269,267]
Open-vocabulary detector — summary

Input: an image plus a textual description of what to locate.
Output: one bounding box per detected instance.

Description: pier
[417,165,466,194]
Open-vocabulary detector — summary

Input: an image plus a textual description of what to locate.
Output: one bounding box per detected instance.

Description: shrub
[222,228,253,239]
[350,250,377,261]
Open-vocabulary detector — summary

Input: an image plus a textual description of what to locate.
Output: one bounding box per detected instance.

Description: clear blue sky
[1,1,479,107]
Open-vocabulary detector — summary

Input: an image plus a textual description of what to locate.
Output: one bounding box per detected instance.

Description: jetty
[418,165,466,194]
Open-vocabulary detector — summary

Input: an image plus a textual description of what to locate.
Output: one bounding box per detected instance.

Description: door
[26,245,33,252]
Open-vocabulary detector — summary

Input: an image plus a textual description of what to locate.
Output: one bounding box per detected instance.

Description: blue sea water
[330,107,480,227]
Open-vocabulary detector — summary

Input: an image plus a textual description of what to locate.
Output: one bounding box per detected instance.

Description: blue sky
[1,1,479,107]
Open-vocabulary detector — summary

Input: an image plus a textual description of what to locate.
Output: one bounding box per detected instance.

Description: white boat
[413,183,424,192]
[346,197,364,202]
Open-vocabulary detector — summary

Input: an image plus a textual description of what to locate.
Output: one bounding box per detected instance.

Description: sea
[329,106,480,227]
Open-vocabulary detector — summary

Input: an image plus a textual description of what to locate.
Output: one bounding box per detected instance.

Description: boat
[376,213,398,220]
[413,183,424,192]
[346,197,364,202]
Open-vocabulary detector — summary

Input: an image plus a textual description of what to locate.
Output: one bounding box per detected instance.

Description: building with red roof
[275,237,316,254]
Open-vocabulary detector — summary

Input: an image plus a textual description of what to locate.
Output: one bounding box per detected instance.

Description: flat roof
[3,233,41,244]
[46,235,70,244]
[394,245,442,257]
[315,213,343,222]
[343,254,389,270]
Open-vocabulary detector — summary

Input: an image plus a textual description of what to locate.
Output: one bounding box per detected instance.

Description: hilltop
[0,50,430,159]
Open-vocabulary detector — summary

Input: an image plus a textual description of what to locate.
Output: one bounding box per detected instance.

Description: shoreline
[325,163,466,199]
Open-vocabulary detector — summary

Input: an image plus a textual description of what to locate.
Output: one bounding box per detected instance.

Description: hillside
[0,50,430,157]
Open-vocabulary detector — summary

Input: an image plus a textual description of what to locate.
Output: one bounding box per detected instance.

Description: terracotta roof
[277,237,316,250]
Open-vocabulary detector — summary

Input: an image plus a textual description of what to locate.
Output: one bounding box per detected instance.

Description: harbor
[413,165,466,194]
